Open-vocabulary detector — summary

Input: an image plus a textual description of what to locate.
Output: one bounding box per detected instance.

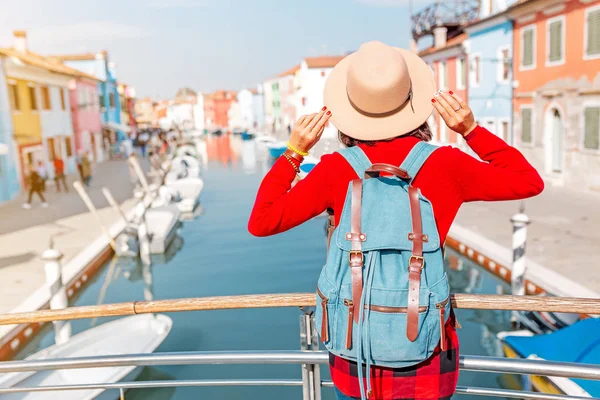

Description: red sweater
[249,126,544,243]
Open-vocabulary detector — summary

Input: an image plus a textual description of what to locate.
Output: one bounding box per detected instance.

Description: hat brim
[324,48,435,141]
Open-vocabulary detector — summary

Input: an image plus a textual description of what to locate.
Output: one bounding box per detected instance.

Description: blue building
[57,52,127,151]
[0,57,21,203]
[464,1,516,144]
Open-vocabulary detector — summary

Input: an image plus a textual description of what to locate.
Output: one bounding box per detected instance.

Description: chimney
[433,26,448,49]
[13,30,28,53]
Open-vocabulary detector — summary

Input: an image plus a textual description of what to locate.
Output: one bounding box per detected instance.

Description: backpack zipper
[435,298,449,351]
[343,299,354,349]
[317,288,329,343]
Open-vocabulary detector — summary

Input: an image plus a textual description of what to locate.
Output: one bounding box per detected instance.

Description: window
[585,5,600,59]
[321,71,326,77]
[41,86,51,110]
[109,92,116,109]
[501,120,510,142]
[29,86,38,111]
[8,83,20,111]
[498,47,511,83]
[456,58,466,89]
[484,119,496,135]
[547,16,565,65]
[521,25,536,69]
[438,61,447,90]
[47,138,56,161]
[583,106,600,150]
[521,107,533,144]
[470,54,481,86]
[99,94,105,109]
[60,88,66,110]
[65,137,73,157]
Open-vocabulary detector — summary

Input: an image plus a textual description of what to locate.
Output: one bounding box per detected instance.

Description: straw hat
[324,41,435,141]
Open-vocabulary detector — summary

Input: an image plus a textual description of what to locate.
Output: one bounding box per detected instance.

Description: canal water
[18,136,516,400]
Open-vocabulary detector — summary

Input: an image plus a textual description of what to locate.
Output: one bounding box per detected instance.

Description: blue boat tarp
[300,163,316,173]
[504,318,600,396]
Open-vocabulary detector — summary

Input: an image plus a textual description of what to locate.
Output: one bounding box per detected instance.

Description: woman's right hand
[289,107,332,153]
[432,91,477,137]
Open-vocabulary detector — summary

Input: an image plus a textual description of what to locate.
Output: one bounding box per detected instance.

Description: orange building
[511,0,600,189]
[211,90,236,129]
[420,33,469,146]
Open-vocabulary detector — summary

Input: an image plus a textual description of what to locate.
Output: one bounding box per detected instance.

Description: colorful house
[262,78,276,133]
[295,56,344,139]
[464,0,518,144]
[203,94,215,130]
[278,65,300,134]
[1,31,92,185]
[134,97,156,129]
[250,86,265,130]
[0,57,20,203]
[52,51,129,157]
[68,75,103,163]
[118,83,137,134]
[212,90,236,129]
[420,33,469,146]
[510,0,600,189]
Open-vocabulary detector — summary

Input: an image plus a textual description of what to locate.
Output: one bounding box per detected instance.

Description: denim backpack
[315,142,451,399]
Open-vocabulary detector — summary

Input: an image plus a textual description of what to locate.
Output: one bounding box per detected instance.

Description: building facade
[134,97,155,128]
[2,31,88,184]
[251,86,265,130]
[295,56,344,140]
[203,94,215,130]
[69,76,103,163]
[511,0,600,190]
[279,66,299,134]
[262,78,275,133]
[0,57,20,202]
[464,7,516,144]
[212,90,236,129]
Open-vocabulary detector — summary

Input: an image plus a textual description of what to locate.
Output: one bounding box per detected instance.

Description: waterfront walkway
[0,159,140,314]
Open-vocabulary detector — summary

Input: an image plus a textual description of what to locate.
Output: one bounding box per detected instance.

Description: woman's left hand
[432,91,477,137]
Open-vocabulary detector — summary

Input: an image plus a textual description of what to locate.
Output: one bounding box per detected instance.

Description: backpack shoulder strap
[336,146,371,178]
[399,141,439,183]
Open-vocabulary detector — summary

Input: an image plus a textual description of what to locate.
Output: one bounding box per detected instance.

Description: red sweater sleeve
[248,155,334,237]
[448,126,544,202]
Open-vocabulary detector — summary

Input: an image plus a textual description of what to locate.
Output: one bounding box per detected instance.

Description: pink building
[69,77,104,162]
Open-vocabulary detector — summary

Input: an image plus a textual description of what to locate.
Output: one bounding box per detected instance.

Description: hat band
[347,82,414,118]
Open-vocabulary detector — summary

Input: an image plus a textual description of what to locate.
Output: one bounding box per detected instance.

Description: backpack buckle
[408,255,424,271]
[348,251,364,265]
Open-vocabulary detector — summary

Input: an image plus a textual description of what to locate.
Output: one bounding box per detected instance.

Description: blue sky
[0,0,433,98]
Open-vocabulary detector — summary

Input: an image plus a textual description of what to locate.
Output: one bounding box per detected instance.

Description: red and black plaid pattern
[329,314,460,400]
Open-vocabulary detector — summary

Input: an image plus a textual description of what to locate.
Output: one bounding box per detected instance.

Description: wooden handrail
[0,293,599,326]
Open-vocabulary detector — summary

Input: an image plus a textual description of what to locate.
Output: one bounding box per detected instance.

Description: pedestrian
[81,152,92,187]
[248,41,544,400]
[36,161,47,192]
[53,157,68,193]
[23,165,48,209]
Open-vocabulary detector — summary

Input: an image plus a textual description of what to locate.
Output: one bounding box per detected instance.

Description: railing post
[299,307,321,400]
[510,202,530,327]
[42,239,71,345]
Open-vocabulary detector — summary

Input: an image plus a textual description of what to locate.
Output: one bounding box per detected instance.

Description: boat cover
[503,318,600,396]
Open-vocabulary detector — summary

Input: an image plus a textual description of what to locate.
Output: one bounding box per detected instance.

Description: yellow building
[0,31,96,185]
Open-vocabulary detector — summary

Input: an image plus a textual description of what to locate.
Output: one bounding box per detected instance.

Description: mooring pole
[42,239,71,345]
[510,202,530,327]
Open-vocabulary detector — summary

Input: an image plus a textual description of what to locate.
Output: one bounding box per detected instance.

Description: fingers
[307,109,326,130]
[313,110,331,132]
[432,96,450,121]
[434,91,457,117]
[440,92,461,112]
[450,91,468,110]
[301,114,316,128]
[296,115,308,126]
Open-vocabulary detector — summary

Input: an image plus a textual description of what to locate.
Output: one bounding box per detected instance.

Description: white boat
[145,205,181,254]
[254,135,276,144]
[164,155,201,183]
[298,155,320,179]
[175,143,198,159]
[0,314,172,400]
[165,177,204,213]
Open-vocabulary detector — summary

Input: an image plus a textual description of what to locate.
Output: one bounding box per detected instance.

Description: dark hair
[338,122,432,147]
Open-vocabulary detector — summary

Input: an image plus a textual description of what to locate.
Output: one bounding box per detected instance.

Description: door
[551,109,563,173]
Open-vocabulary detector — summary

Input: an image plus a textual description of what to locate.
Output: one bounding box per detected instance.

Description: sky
[0,0,434,99]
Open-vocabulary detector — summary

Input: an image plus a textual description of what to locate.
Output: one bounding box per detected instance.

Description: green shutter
[584,107,600,150]
[521,109,532,143]
[523,29,534,66]
[549,20,563,62]
[587,9,600,57]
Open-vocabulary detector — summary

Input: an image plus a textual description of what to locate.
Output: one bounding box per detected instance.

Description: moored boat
[266,142,287,158]
[298,155,320,179]
[497,318,600,398]
[0,314,172,400]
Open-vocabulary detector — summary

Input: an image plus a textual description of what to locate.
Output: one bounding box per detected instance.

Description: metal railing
[0,293,599,400]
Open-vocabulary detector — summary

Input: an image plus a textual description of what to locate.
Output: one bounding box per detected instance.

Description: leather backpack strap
[346,179,366,324]
[407,185,425,342]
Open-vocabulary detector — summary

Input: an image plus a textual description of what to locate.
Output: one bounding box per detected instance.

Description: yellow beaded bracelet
[286,142,309,157]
